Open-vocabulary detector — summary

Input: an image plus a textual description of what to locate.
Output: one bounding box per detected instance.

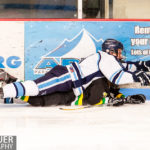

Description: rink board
[120,88,150,100]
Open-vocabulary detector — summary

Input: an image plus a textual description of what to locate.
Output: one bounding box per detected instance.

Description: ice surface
[0,101,150,150]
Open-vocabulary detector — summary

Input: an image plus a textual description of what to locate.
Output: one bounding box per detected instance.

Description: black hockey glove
[107,97,124,106]
[134,70,150,86]
[143,61,150,71]
[125,94,146,104]
[136,61,150,71]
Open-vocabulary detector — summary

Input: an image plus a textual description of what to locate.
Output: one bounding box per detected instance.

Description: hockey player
[0,39,148,106]
[0,68,145,107]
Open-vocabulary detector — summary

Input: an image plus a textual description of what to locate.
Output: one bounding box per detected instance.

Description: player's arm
[124,61,150,72]
[122,61,138,72]
[99,52,150,86]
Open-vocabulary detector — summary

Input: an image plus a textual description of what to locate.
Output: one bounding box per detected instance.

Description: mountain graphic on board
[34,29,103,74]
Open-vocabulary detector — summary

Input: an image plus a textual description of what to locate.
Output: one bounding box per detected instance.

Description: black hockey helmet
[102,39,125,60]
[102,39,123,54]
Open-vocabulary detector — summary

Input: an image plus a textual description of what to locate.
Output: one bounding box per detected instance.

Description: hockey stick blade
[59,104,106,111]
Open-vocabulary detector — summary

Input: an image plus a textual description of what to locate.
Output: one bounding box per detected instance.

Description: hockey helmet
[102,39,125,60]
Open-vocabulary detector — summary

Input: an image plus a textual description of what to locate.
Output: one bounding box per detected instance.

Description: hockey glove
[136,61,150,71]
[145,61,150,71]
[134,70,150,86]
[125,94,146,104]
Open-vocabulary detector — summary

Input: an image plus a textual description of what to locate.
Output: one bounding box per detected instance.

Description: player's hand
[134,71,150,86]
[145,61,150,67]
[125,94,146,104]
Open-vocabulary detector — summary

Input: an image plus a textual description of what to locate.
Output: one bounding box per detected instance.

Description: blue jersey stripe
[20,82,25,95]
[116,71,124,84]
[38,74,71,90]
[129,64,132,70]
[110,69,121,82]
[112,70,122,84]
[72,63,82,81]
[70,64,79,81]
[13,82,25,97]
[72,62,84,92]
[70,64,83,94]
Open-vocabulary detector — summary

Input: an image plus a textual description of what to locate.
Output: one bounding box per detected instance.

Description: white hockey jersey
[67,51,138,96]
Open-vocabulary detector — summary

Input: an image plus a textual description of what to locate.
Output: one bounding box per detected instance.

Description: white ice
[0,101,150,150]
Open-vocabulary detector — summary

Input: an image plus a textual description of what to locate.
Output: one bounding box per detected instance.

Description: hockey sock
[71,93,83,106]
[75,94,83,105]
[116,93,125,99]
[20,96,30,102]
[94,92,108,105]
[3,80,39,98]
[94,97,106,105]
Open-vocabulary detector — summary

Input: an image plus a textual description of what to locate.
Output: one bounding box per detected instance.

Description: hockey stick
[59,105,93,110]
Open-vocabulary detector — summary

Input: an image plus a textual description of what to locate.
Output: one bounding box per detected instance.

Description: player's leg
[27,90,75,106]
[82,78,124,106]
[34,65,73,96]
[83,78,109,105]
[2,65,73,98]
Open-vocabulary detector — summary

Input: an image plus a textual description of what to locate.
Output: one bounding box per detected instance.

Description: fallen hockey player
[0,39,148,107]
[0,69,146,107]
